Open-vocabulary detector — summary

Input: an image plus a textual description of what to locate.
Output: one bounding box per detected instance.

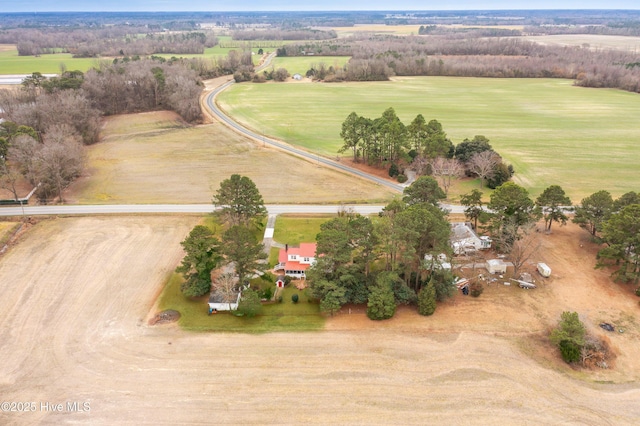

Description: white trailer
[537,262,551,278]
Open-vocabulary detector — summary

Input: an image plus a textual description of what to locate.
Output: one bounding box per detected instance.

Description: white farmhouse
[450,222,491,255]
[275,243,317,279]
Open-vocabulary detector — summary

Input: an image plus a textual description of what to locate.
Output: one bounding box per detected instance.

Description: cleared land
[1,217,639,424]
[67,111,397,204]
[269,56,349,76]
[522,34,640,52]
[218,77,640,201]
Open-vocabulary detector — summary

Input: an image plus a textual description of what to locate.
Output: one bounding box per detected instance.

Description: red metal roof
[278,243,317,263]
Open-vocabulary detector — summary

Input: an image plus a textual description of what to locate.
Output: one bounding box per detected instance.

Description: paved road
[204,78,404,193]
[0,203,464,217]
[0,74,57,85]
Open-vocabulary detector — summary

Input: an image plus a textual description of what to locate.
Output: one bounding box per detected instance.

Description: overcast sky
[2,1,638,12]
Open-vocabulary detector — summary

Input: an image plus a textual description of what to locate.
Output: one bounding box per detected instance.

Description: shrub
[236,289,262,318]
[469,281,484,297]
[559,339,581,363]
[396,174,408,183]
[292,294,299,303]
[278,296,283,303]
[550,311,586,347]
[635,287,640,297]
[389,163,400,177]
[261,286,273,300]
[367,282,396,320]
[260,272,275,283]
[417,278,436,316]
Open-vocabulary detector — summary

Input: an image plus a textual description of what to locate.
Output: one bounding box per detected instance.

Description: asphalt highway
[0,203,465,217]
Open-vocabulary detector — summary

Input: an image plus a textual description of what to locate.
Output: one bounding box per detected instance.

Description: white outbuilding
[486,259,507,274]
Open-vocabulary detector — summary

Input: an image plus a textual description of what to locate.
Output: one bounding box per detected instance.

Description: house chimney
[285,243,288,252]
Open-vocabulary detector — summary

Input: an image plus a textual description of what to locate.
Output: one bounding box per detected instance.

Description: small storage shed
[275,275,286,288]
[537,262,551,277]
[486,259,507,274]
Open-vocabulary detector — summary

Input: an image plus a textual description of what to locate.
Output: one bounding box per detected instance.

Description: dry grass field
[522,34,640,52]
[68,111,397,204]
[0,217,639,424]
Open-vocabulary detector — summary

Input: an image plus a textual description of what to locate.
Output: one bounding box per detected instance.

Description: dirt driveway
[0,218,638,424]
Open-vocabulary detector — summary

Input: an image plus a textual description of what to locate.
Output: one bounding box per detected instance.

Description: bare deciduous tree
[430,156,464,196]
[468,150,501,187]
[211,273,240,309]
[501,222,541,277]
[33,124,84,203]
[9,134,40,186]
[0,159,22,201]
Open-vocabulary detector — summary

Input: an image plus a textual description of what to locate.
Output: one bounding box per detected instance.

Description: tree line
[231,28,337,41]
[279,33,640,93]
[0,27,216,57]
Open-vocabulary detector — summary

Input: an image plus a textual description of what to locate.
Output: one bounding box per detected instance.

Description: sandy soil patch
[0,218,638,424]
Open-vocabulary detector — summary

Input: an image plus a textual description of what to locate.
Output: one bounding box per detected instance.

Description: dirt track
[0,217,639,424]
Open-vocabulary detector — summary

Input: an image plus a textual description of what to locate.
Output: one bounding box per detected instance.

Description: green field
[268,56,350,76]
[217,77,640,201]
[0,48,108,74]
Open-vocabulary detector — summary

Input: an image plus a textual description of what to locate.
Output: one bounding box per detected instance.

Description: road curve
[204,79,404,193]
[0,203,465,217]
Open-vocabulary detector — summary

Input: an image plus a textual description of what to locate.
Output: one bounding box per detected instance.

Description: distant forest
[2,9,640,28]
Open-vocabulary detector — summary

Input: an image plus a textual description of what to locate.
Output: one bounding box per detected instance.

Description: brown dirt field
[0,217,639,424]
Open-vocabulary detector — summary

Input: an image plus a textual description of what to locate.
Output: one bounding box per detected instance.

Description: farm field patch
[218,77,640,201]
[0,49,106,74]
[522,34,640,52]
[68,111,397,204]
[269,56,349,76]
[0,217,639,423]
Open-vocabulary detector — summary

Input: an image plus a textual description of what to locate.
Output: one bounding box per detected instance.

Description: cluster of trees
[253,67,290,83]
[308,176,455,319]
[176,175,268,314]
[0,121,84,202]
[280,33,640,93]
[339,110,514,189]
[82,59,203,120]
[573,190,640,284]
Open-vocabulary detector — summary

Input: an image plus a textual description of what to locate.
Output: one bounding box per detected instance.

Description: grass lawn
[218,77,640,202]
[69,111,397,204]
[272,214,334,246]
[268,56,350,76]
[158,273,323,332]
